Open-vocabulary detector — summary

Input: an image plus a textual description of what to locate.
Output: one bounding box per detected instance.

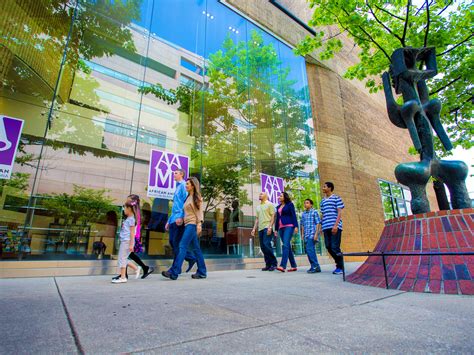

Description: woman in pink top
[274,192,299,272]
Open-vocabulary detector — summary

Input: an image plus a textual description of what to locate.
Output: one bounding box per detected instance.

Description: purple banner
[0,116,24,180]
[260,173,284,205]
[147,149,189,199]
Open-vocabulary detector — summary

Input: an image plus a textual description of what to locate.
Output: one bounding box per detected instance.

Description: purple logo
[0,116,24,180]
[261,173,284,205]
[147,149,189,199]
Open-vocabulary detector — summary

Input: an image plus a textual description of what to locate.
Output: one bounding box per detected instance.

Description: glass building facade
[0,0,320,261]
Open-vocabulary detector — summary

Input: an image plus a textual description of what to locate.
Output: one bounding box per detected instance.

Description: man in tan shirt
[251,192,277,271]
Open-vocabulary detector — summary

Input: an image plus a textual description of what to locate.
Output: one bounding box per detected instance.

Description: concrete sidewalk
[1,263,473,354]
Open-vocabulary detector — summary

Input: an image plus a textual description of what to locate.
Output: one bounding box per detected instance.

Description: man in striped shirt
[320,182,345,275]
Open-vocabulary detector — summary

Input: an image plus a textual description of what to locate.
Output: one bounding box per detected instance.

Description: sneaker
[261,266,272,271]
[307,269,316,274]
[112,275,120,280]
[142,266,154,279]
[332,268,343,275]
[135,267,141,279]
[191,273,207,279]
[276,266,285,273]
[288,267,297,272]
[161,270,177,280]
[111,278,127,284]
[314,267,322,273]
[268,266,276,271]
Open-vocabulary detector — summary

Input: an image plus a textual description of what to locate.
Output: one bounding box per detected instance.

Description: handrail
[341,251,474,289]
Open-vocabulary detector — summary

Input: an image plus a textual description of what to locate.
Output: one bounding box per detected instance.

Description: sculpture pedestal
[347,209,474,295]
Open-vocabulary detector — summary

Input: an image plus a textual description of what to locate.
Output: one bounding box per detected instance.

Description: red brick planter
[347,208,474,295]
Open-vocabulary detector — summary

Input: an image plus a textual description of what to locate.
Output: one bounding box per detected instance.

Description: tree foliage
[42,185,116,225]
[138,84,193,113]
[0,173,30,193]
[286,177,321,212]
[1,0,142,162]
[205,32,311,180]
[296,0,473,155]
[1,0,142,81]
[142,30,316,213]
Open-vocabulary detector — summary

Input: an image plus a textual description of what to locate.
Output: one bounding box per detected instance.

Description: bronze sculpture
[382,47,470,214]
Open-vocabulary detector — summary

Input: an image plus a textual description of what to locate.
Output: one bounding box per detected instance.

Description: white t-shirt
[119,216,136,241]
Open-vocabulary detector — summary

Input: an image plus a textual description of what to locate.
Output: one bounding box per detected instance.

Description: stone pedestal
[347,209,474,295]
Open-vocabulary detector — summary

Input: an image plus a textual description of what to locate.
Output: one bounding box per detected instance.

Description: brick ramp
[347,209,474,295]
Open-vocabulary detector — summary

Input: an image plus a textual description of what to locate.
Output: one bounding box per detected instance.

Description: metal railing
[342,251,474,289]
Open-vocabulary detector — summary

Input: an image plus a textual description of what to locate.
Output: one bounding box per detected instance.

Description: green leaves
[141,30,314,211]
[0,173,30,193]
[296,0,473,154]
[319,38,343,60]
[138,83,177,105]
[42,185,116,225]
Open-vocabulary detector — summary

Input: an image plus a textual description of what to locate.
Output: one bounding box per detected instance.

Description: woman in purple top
[274,192,299,272]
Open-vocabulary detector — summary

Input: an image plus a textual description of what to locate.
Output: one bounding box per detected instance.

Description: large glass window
[0,0,320,261]
[378,180,412,220]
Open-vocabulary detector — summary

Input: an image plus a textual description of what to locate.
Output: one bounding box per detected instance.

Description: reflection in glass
[378,180,412,220]
[0,0,320,261]
[382,195,395,220]
[396,198,408,217]
[391,185,403,199]
[379,181,391,195]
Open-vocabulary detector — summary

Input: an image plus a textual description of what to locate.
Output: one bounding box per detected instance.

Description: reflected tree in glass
[206,31,309,180]
[1,0,143,208]
[42,185,116,226]
[1,0,142,96]
[140,30,313,214]
[286,177,321,212]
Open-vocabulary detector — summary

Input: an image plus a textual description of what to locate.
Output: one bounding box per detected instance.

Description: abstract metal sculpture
[382,47,470,214]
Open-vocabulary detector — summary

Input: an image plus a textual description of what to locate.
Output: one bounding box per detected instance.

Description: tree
[42,185,116,226]
[0,173,30,194]
[286,177,321,213]
[1,0,142,156]
[141,30,316,213]
[1,1,139,202]
[0,141,41,195]
[1,0,142,89]
[296,0,473,156]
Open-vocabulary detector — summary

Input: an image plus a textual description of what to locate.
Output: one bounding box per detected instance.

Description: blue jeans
[305,238,320,269]
[169,222,196,266]
[169,224,206,277]
[259,229,277,268]
[279,227,297,269]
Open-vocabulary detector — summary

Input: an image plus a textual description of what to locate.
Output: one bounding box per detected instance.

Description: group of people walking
[252,181,345,275]
[112,175,345,283]
[112,194,155,283]
[112,169,207,283]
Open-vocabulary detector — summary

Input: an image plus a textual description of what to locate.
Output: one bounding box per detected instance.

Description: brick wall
[226,0,439,252]
[347,208,474,295]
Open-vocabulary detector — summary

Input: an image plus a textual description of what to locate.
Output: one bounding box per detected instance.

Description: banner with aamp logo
[147,149,189,199]
[260,173,284,206]
[0,116,24,180]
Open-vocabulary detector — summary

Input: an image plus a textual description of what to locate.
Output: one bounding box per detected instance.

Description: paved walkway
[1,263,473,354]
